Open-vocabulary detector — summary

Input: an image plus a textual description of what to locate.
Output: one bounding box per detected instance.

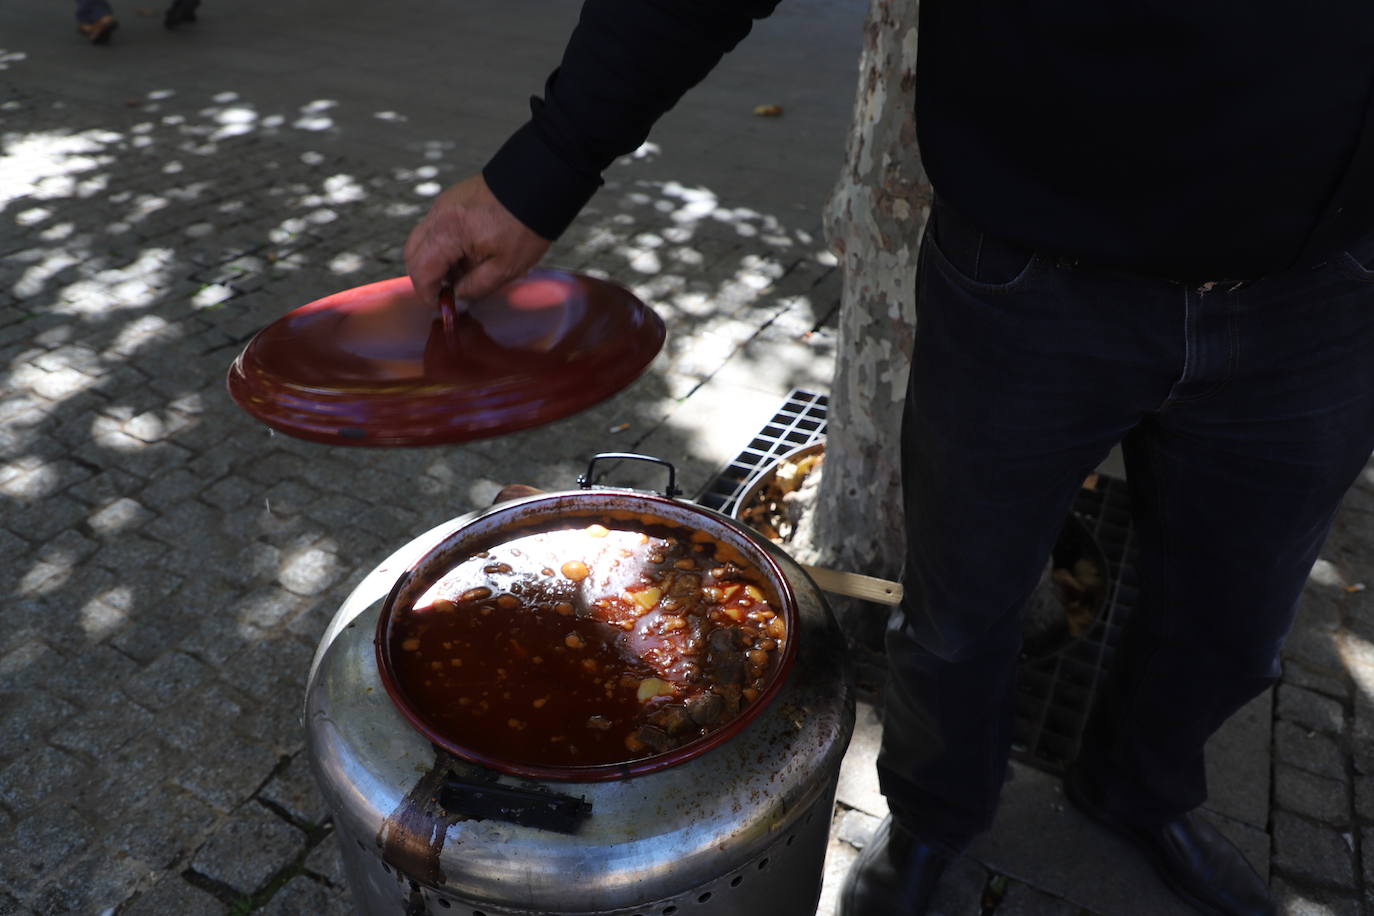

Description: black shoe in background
[164,0,200,29]
[840,816,958,916]
[1063,767,1275,916]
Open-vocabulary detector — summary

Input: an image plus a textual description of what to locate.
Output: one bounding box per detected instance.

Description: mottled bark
[791,0,928,643]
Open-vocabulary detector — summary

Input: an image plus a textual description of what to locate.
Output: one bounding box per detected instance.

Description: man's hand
[405,174,552,307]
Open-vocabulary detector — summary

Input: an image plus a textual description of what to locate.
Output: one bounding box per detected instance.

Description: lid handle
[578,452,681,498]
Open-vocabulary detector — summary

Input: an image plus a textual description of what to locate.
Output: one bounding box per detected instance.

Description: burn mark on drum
[377,750,462,887]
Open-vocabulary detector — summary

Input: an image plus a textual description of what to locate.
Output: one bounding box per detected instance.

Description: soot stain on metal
[377,750,463,886]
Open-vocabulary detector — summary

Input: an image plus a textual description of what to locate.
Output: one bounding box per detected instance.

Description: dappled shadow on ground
[0,77,839,912]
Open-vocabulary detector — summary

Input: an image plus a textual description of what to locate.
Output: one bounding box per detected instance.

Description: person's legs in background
[164,0,200,30]
[74,0,117,44]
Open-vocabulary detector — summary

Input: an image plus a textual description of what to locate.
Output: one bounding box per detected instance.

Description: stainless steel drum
[304,455,856,916]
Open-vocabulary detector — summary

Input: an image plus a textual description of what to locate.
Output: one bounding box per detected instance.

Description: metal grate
[698,390,1139,777]
[1010,475,1138,775]
[694,389,829,515]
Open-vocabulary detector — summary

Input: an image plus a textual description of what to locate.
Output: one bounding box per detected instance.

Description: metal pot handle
[578,452,682,498]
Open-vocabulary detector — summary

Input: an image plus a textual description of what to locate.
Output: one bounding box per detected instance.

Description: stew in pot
[384,517,788,768]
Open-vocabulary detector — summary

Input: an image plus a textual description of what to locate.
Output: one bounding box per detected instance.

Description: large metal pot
[305,454,856,916]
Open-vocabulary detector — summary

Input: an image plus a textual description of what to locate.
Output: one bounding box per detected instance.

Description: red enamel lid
[226,270,665,446]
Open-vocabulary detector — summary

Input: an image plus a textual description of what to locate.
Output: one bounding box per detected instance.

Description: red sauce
[384,521,787,768]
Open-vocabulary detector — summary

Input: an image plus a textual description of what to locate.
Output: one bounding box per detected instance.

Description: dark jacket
[484,1,1374,281]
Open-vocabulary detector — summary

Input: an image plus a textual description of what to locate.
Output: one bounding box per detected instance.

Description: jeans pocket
[925,200,1040,293]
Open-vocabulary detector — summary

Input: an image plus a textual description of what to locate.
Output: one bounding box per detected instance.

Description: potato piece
[637,677,674,702]
[631,587,662,611]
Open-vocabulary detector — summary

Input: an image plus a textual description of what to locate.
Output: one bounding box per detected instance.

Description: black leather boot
[1064,768,1275,916]
[164,0,200,29]
[839,816,958,916]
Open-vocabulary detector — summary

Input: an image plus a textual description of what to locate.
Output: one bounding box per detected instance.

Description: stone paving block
[90,534,177,577]
[1271,811,1357,890]
[835,700,886,821]
[238,451,312,487]
[262,873,353,916]
[0,747,85,816]
[277,546,343,597]
[1351,692,1373,776]
[1276,685,1347,738]
[1281,628,1349,678]
[118,873,228,916]
[299,492,373,530]
[231,586,310,635]
[64,467,144,511]
[122,651,212,711]
[83,494,154,538]
[176,612,253,669]
[7,495,88,545]
[833,806,882,852]
[189,803,306,896]
[173,735,281,814]
[1273,764,1350,826]
[1358,779,1374,822]
[258,753,330,828]
[185,439,255,483]
[24,850,150,916]
[926,854,989,916]
[0,806,96,897]
[0,693,78,762]
[1273,878,1362,916]
[1364,827,1374,903]
[112,788,221,871]
[38,641,140,707]
[222,638,314,704]
[156,683,248,753]
[259,479,321,516]
[995,880,1083,915]
[109,612,201,666]
[228,540,282,587]
[817,828,858,916]
[200,476,260,512]
[48,694,154,762]
[222,504,314,550]
[0,641,61,693]
[1280,661,1352,701]
[85,732,186,811]
[33,528,97,568]
[303,827,348,889]
[234,686,307,758]
[142,498,228,552]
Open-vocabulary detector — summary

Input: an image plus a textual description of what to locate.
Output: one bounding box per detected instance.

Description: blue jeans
[878,199,1374,843]
[75,0,113,24]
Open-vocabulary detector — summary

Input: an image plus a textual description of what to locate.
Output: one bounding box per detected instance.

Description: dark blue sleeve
[482,0,782,240]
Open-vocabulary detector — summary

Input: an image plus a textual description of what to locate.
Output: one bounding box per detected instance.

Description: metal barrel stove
[304,469,856,916]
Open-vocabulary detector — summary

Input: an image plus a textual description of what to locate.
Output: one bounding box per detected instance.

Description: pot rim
[373,488,800,782]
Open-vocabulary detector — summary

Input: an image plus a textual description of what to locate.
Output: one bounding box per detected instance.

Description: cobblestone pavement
[3,2,1374,914]
[0,76,845,914]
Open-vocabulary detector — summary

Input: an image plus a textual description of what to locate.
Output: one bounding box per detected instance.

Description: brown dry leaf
[753,104,784,117]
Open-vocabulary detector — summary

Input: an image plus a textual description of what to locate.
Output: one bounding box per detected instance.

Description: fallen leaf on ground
[753,104,784,117]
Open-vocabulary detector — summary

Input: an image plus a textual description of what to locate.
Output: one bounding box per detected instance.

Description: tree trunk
[790,0,928,661]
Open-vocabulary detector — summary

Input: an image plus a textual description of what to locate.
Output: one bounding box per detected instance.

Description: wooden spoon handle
[799,564,904,606]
